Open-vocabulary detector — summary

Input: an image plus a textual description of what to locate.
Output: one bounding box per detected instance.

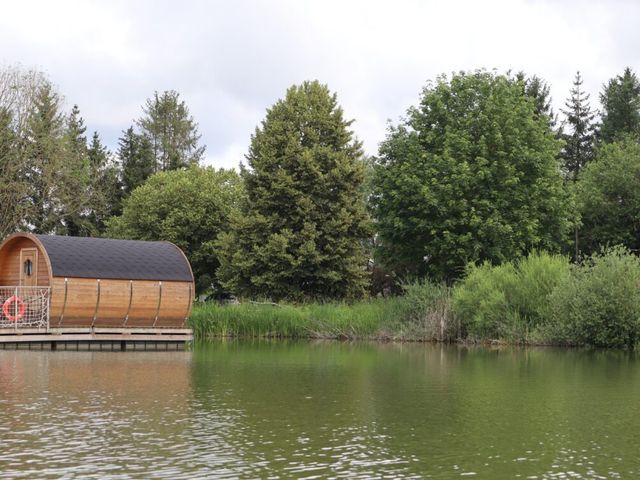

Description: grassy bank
[190,247,640,350]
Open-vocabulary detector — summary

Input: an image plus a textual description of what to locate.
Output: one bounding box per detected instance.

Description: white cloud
[0,0,638,168]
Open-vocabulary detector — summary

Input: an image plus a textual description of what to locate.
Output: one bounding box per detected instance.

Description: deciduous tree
[578,140,640,254]
[372,71,572,281]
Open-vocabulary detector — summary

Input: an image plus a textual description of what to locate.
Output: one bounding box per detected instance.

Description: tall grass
[190,298,408,340]
[190,279,458,341]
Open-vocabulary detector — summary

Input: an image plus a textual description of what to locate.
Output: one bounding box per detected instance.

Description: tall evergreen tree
[513,72,557,128]
[118,126,155,195]
[216,81,371,301]
[23,82,66,234]
[600,67,640,143]
[59,104,93,236]
[87,131,123,232]
[0,107,26,237]
[137,90,205,171]
[561,71,596,181]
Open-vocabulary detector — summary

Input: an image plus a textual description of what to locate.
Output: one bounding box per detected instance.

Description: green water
[1,342,640,478]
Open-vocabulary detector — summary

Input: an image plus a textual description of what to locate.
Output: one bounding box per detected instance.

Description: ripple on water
[2,345,640,478]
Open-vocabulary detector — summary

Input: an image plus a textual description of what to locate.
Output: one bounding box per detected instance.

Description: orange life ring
[3,295,26,322]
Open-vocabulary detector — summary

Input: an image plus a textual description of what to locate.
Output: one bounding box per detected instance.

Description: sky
[0,0,638,169]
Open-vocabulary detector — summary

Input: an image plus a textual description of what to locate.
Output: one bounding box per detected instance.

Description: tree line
[1,64,640,300]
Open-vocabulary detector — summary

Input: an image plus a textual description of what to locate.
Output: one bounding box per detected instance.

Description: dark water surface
[1,342,640,479]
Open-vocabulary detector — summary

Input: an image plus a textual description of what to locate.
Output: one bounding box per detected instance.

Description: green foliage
[22,82,67,234]
[189,294,452,341]
[513,71,557,128]
[86,131,124,233]
[452,251,570,341]
[599,67,640,143]
[399,280,458,341]
[578,139,640,254]
[106,166,244,294]
[373,71,572,280]
[189,299,401,340]
[561,71,596,181]
[544,247,640,349]
[0,107,26,238]
[57,104,96,236]
[217,80,371,301]
[137,90,205,171]
[118,126,155,195]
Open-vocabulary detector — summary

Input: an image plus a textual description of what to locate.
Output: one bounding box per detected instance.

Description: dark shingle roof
[35,235,193,282]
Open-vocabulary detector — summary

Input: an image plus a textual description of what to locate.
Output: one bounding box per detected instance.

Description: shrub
[452,252,570,341]
[544,246,640,349]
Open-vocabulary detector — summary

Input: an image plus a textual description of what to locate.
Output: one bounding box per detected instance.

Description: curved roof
[34,235,194,282]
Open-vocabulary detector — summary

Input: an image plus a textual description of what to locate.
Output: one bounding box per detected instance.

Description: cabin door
[19,248,38,287]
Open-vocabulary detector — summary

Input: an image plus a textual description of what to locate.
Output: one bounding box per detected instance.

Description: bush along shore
[189,247,640,350]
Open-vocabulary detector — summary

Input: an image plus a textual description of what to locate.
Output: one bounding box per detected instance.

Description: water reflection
[1,343,640,478]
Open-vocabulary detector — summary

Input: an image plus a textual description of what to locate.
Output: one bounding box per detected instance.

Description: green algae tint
[1,342,640,478]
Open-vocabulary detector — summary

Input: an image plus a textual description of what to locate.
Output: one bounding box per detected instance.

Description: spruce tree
[513,72,557,128]
[118,126,155,195]
[561,71,596,181]
[0,108,26,237]
[600,67,640,143]
[59,104,93,236]
[137,90,205,171]
[23,83,66,234]
[87,131,123,232]
[216,81,371,301]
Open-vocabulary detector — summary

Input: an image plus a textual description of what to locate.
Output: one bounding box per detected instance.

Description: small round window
[24,259,33,276]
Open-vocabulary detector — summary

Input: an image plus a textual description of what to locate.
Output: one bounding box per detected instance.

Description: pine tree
[87,131,123,232]
[23,83,66,234]
[561,71,596,181]
[513,72,557,128]
[59,104,93,236]
[600,67,640,143]
[216,81,371,301]
[0,107,26,237]
[118,126,155,195]
[137,90,205,171]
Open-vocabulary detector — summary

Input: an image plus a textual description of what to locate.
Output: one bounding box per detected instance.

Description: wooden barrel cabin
[0,233,194,333]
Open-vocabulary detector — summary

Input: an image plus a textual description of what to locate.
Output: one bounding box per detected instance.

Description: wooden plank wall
[50,278,192,328]
[0,237,50,287]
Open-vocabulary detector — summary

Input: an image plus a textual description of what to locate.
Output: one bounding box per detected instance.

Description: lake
[1,341,639,479]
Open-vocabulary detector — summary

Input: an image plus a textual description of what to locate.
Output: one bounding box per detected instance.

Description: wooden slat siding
[125,281,161,327]
[154,282,192,327]
[93,279,130,326]
[49,277,191,328]
[56,278,98,326]
[0,237,50,287]
[49,277,66,318]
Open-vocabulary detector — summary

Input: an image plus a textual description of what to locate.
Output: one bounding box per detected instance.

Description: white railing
[0,287,50,329]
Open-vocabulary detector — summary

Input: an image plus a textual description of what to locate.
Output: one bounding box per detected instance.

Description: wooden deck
[0,327,193,350]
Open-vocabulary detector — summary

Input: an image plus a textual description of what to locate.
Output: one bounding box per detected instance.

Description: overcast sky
[0,0,638,169]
